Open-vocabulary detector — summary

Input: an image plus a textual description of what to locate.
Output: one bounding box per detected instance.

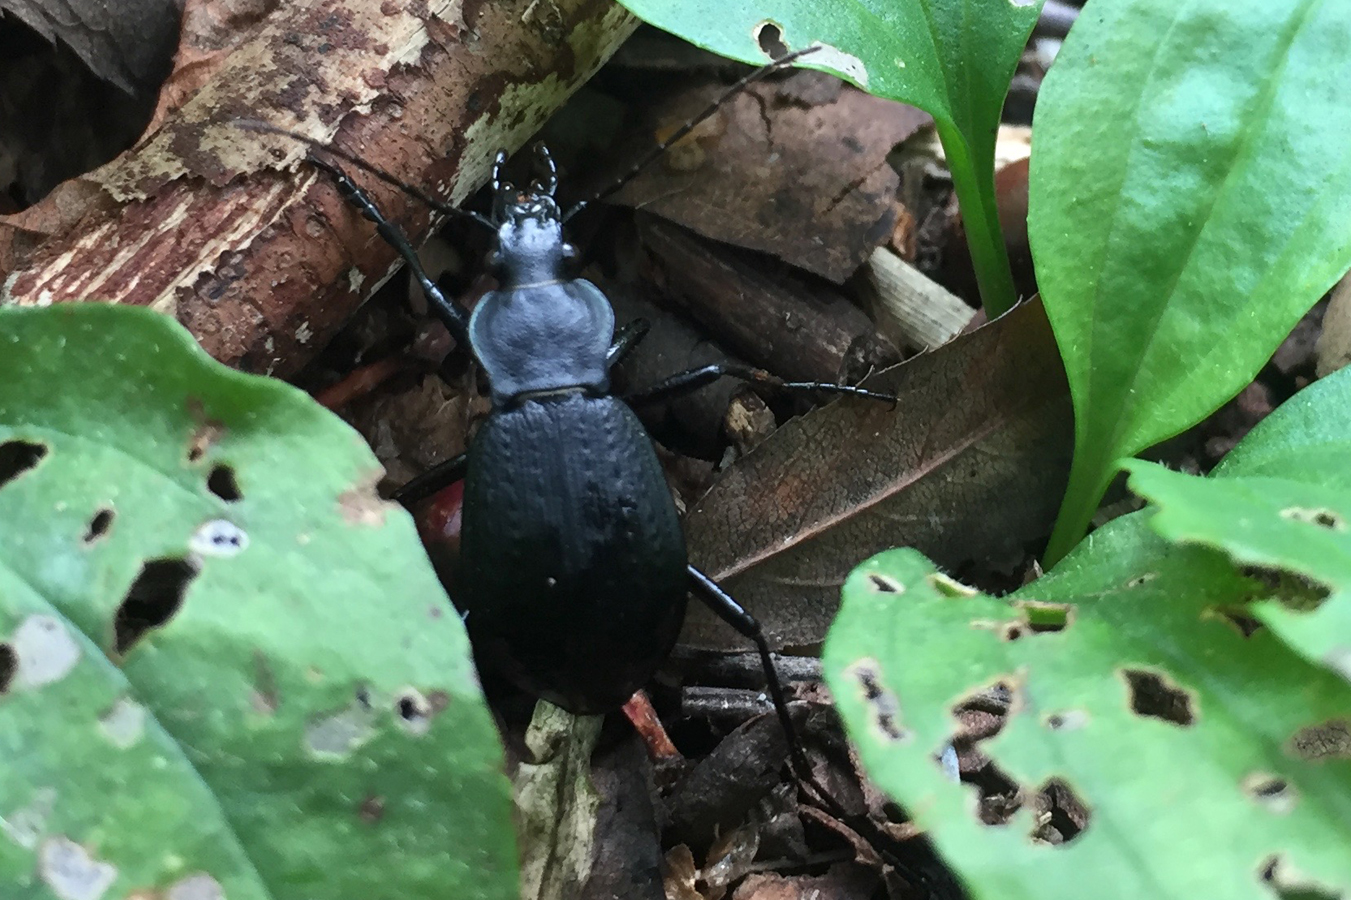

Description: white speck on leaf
[168,873,225,900]
[99,698,146,748]
[306,697,378,758]
[807,43,867,88]
[190,520,248,558]
[1,787,56,849]
[39,837,117,900]
[12,615,80,690]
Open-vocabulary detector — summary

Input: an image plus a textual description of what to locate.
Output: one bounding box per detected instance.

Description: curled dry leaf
[682,299,1072,651]
[611,70,932,284]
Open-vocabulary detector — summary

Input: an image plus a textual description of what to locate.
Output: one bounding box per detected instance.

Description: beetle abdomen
[459,393,688,713]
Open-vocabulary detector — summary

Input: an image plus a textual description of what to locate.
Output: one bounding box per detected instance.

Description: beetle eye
[561,242,578,261]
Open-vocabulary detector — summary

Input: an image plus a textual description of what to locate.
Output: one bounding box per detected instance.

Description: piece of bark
[0,0,636,377]
[639,216,901,387]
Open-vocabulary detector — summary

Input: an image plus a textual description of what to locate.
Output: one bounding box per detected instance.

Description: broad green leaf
[1126,462,1351,686]
[2,580,269,899]
[1033,0,1351,563]
[615,0,1044,315]
[824,527,1351,900]
[1122,364,1351,686]
[0,305,517,899]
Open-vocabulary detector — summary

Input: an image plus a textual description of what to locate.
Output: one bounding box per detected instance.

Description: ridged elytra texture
[461,393,687,713]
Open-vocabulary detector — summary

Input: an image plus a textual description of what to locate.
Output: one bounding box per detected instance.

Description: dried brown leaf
[613,70,931,283]
[682,299,1072,650]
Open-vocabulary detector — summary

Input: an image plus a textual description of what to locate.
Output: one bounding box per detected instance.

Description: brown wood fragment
[638,216,901,387]
[0,0,636,377]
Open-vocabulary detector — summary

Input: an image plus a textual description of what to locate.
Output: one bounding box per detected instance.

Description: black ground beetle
[254,47,895,796]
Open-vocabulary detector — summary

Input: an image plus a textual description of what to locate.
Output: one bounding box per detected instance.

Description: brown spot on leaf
[1288,719,1351,761]
[185,412,225,464]
[339,474,387,526]
[1122,668,1196,726]
[359,795,386,823]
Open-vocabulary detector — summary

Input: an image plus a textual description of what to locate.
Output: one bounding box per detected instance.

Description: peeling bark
[0,0,637,376]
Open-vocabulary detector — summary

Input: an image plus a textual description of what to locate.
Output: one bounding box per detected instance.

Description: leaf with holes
[1034,0,1351,562]
[1122,364,1351,687]
[615,0,1044,315]
[0,305,517,899]
[824,525,1351,900]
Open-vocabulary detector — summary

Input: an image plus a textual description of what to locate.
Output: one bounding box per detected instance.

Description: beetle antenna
[234,119,496,231]
[562,45,822,223]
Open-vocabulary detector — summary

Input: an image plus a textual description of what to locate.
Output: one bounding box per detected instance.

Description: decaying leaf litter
[3,1,1343,898]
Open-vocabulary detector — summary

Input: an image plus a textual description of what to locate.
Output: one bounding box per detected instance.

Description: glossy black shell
[458,392,688,714]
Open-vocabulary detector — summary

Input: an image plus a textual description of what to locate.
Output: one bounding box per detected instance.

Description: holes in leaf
[1241,567,1329,611]
[113,557,199,655]
[0,642,15,693]
[1260,855,1340,900]
[0,440,47,489]
[1243,772,1296,815]
[1122,668,1196,727]
[208,464,242,502]
[1029,778,1090,845]
[1279,506,1346,531]
[1209,606,1263,638]
[207,465,241,502]
[754,21,789,59]
[83,509,114,544]
[1045,709,1089,731]
[965,757,1021,826]
[845,658,908,743]
[394,689,433,736]
[1014,600,1072,633]
[867,573,903,593]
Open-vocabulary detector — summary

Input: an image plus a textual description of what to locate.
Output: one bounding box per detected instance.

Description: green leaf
[824,525,1351,900]
[0,305,517,900]
[1034,0,1351,563]
[1122,364,1351,686]
[615,0,1044,316]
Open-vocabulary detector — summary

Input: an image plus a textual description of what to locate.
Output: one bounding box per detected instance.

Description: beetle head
[488,145,578,286]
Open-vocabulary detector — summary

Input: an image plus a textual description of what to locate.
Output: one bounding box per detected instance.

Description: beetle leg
[389,451,469,507]
[686,565,830,795]
[625,363,896,406]
[307,154,472,347]
[688,565,938,885]
[606,318,651,369]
